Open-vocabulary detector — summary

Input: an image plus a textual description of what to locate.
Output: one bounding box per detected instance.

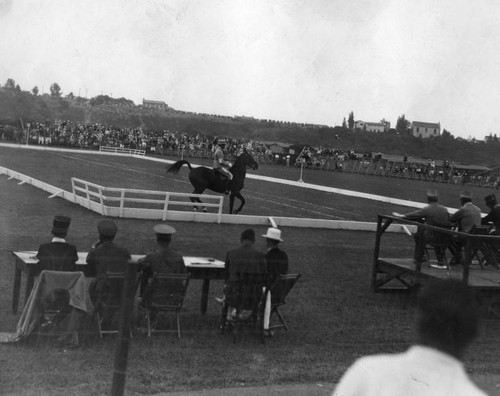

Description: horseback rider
[213,138,233,194]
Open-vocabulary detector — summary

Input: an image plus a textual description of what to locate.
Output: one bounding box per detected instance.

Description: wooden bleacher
[372,215,500,315]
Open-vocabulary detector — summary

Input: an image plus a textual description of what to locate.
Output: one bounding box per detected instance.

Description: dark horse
[167,149,259,214]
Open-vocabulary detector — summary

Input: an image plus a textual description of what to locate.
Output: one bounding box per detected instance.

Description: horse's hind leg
[191,189,207,212]
[230,191,245,214]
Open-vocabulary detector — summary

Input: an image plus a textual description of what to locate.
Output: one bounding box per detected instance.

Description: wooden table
[12,251,225,315]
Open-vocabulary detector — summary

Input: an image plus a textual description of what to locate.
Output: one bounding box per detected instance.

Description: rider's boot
[224,180,231,195]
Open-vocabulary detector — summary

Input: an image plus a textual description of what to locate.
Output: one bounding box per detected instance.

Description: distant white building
[142,99,168,109]
[411,121,440,138]
[354,120,389,132]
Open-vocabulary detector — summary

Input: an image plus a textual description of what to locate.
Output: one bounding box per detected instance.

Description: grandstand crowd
[0,120,498,189]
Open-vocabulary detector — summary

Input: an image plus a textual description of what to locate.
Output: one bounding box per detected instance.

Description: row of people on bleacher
[393,191,500,269]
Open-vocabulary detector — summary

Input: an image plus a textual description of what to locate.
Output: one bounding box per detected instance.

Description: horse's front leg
[230,192,245,214]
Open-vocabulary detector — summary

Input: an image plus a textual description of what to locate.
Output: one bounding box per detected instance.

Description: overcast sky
[1,0,499,139]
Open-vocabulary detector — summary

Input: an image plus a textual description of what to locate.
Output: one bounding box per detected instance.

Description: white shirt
[333,346,486,396]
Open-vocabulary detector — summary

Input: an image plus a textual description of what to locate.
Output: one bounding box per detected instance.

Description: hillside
[1,88,499,168]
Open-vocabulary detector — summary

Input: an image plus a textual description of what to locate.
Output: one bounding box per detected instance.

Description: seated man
[86,220,131,311]
[261,227,289,337]
[223,229,268,322]
[394,190,450,268]
[449,191,481,264]
[36,215,78,273]
[481,193,500,259]
[138,224,186,309]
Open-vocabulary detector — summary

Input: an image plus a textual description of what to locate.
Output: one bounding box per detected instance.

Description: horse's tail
[167,160,192,175]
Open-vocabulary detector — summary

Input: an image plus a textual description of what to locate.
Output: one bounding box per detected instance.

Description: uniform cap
[97,219,118,237]
[426,189,438,198]
[484,194,497,205]
[460,190,472,199]
[153,224,176,235]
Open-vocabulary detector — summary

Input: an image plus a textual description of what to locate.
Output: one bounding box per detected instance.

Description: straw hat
[262,227,283,242]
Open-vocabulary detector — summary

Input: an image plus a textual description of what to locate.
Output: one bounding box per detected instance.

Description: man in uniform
[85,219,131,279]
[449,191,482,264]
[481,194,500,260]
[85,220,131,315]
[393,190,449,267]
[138,224,186,307]
[213,138,233,194]
[482,194,500,234]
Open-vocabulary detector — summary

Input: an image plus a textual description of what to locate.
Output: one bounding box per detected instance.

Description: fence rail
[71,177,224,222]
[99,146,146,156]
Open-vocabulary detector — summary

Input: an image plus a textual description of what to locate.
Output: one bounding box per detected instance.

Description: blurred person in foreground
[333,280,486,396]
[393,190,449,267]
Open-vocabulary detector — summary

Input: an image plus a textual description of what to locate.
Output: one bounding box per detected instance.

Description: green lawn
[1,147,499,395]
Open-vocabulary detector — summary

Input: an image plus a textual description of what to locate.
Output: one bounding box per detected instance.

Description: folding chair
[470,225,499,269]
[94,272,139,338]
[220,272,268,344]
[424,223,453,267]
[31,271,90,346]
[143,273,190,338]
[267,273,301,331]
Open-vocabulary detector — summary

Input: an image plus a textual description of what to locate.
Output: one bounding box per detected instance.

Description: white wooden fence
[99,146,146,156]
[71,177,224,223]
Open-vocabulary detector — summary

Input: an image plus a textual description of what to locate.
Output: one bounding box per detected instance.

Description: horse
[167,149,259,214]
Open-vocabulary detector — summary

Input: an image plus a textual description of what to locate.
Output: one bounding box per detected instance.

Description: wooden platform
[375,257,500,291]
[372,215,500,316]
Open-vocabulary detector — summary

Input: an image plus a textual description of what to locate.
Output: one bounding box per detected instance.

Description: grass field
[1,145,499,395]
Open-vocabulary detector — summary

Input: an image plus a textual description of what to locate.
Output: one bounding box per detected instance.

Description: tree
[342,117,347,129]
[66,92,74,100]
[396,114,410,134]
[50,82,61,97]
[32,86,39,96]
[5,78,16,89]
[348,111,354,130]
[441,129,454,139]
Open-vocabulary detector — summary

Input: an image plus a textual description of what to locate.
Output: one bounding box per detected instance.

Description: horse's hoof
[193,207,198,212]
[202,208,207,213]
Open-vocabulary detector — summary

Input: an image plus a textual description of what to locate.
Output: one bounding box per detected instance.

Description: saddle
[211,169,231,192]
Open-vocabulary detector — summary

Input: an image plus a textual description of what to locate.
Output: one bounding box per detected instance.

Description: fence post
[98,187,105,215]
[71,178,76,202]
[162,193,170,221]
[217,196,223,223]
[120,190,125,218]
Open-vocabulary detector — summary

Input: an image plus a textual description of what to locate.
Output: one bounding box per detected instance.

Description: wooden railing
[71,177,224,222]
